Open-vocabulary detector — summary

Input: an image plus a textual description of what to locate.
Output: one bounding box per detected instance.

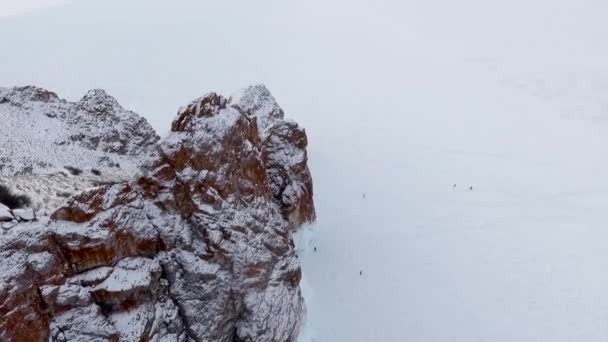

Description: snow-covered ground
[296,60,608,341]
[4,1,608,341]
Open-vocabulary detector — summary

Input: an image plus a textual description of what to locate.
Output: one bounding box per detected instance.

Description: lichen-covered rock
[0,85,315,341]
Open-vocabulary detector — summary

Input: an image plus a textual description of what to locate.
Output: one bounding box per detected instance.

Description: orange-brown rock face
[264,121,316,227]
[0,85,315,342]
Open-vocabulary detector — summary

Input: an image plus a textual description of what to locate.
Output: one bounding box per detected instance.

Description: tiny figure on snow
[314,246,317,252]
[469,186,473,191]
[359,270,363,276]
[363,193,366,199]
[453,184,456,188]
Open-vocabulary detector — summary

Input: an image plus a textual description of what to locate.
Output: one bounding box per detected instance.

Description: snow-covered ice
[295,60,608,341]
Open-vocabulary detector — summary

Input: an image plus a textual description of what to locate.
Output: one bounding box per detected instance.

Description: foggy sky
[2,0,608,136]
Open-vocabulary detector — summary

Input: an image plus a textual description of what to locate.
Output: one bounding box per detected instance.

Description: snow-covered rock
[230,84,285,135]
[12,208,35,222]
[0,173,122,218]
[0,204,13,222]
[0,85,159,177]
[0,85,315,342]
[1,221,17,230]
[0,85,159,218]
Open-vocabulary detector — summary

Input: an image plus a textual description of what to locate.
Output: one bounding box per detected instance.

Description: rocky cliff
[0,85,315,341]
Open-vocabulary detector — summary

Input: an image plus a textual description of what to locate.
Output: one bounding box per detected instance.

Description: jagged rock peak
[0,85,315,342]
[230,84,285,133]
[0,85,159,177]
[164,84,315,226]
[76,88,122,114]
[66,88,160,156]
[171,84,286,136]
[171,92,228,132]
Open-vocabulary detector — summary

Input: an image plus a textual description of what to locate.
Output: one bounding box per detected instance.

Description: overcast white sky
[0,0,70,17]
[3,0,608,136]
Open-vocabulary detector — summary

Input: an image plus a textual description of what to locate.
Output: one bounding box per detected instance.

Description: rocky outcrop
[0,85,315,341]
[71,89,159,156]
[0,86,159,177]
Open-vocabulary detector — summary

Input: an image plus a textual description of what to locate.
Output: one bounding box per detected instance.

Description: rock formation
[0,85,315,341]
[0,85,159,177]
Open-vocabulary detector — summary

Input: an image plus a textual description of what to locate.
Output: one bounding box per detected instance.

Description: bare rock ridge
[0,84,315,341]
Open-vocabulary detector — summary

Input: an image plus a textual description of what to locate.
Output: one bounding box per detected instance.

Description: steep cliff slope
[0,85,315,341]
